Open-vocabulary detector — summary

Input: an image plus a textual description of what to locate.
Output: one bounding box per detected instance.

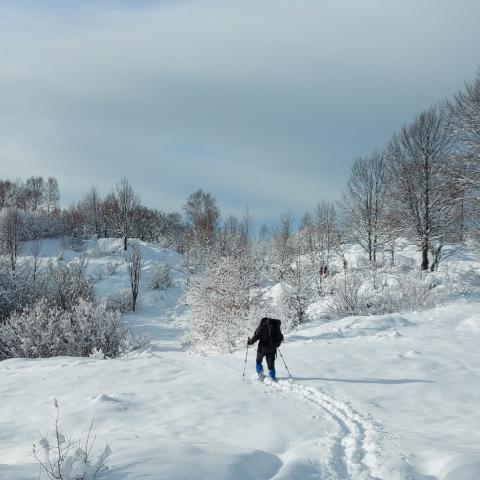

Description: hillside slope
[0,239,479,480]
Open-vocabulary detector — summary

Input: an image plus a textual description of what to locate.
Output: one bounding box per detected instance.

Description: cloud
[0,0,479,223]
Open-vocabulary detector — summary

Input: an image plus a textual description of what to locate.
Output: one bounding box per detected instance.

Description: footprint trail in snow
[253,377,431,480]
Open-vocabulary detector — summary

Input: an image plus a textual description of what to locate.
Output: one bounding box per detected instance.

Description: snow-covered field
[1,239,479,480]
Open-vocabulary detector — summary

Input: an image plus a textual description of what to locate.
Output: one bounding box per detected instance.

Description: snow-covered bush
[105,261,120,276]
[0,258,52,321]
[0,299,130,358]
[261,281,307,333]
[33,399,111,480]
[329,267,432,317]
[0,299,68,358]
[148,261,172,290]
[0,256,94,322]
[105,288,133,313]
[371,270,432,314]
[67,300,130,357]
[47,256,94,311]
[329,269,367,317]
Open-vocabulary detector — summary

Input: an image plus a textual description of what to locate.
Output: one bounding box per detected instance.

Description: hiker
[247,318,284,381]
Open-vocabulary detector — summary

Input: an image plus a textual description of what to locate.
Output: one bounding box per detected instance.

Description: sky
[0,0,479,224]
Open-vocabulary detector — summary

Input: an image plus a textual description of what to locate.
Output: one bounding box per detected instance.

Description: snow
[1,239,480,479]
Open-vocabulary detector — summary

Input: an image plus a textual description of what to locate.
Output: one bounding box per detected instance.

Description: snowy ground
[1,239,479,479]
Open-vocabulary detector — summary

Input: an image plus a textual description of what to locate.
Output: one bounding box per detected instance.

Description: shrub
[47,256,94,311]
[104,288,133,313]
[329,267,432,317]
[0,299,130,358]
[34,399,111,480]
[105,261,120,276]
[329,269,367,316]
[148,261,172,290]
[0,300,68,358]
[0,256,94,322]
[67,300,130,357]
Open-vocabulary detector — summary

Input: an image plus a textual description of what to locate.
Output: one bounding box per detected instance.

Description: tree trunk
[368,233,372,261]
[124,236,128,251]
[421,243,429,271]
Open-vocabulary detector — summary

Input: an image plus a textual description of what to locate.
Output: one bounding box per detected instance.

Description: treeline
[0,176,191,270]
[0,70,479,356]
[0,176,60,213]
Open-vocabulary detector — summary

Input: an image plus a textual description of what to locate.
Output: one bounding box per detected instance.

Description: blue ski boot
[256,364,265,381]
[268,369,277,382]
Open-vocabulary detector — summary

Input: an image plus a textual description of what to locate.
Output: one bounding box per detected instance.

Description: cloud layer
[0,0,479,222]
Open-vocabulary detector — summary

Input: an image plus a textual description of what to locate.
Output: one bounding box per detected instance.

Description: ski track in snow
[254,378,387,480]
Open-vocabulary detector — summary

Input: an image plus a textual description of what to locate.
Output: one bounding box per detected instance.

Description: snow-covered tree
[186,251,260,353]
[283,240,312,326]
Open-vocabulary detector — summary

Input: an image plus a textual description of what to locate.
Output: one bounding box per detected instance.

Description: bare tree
[29,237,43,283]
[80,187,104,238]
[448,70,480,190]
[133,206,157,242]
[310,201,340,295]
[25,176,45,212]
[273,211,294,281]
[448,71,480,249]
[0,180,13,209]
[184,189,220,248]
[219,215,243,258]
[45,177,60,213]
[340,150,390,262]
[219,209,253,258]
[113,177,141,251]
[10,179,29,210]
[101,192,118,238]
[128,245,142,312]
[258,224,272,242]
[0,208,23,270]
[388,107,460,270]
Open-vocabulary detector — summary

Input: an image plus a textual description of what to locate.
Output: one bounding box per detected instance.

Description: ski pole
[277,347,292,379]
[242,344,249,381]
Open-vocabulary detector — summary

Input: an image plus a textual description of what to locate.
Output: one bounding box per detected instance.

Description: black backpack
[261,317,283,349]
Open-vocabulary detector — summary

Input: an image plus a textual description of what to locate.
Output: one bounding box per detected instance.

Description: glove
[247,337,253,345]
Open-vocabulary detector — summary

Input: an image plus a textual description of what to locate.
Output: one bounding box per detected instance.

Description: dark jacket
[248,318,284,354]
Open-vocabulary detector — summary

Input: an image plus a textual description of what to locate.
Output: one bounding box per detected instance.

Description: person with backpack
[247,317,284,381]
